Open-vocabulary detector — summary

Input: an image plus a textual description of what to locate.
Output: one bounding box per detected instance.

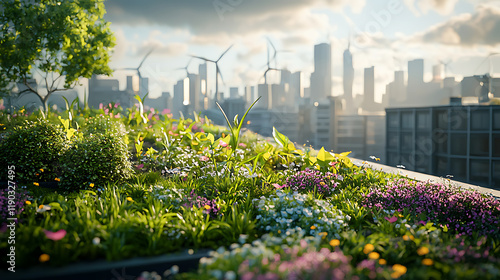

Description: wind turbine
[174,58,193,78]
[261,39,284,84]
[439,59,453,78]
[115,48,155,97]
[191,44,233,102]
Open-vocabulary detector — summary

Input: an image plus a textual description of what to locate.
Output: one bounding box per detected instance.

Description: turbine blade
[190,55,214,63]
[138,47,155,70]
[217,44,234,62]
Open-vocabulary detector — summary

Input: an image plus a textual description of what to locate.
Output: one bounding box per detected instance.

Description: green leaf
[317,147,335,162]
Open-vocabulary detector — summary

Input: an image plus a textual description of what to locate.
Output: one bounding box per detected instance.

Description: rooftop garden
[1,97,499,280]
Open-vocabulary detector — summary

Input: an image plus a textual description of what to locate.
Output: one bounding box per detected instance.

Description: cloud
[137,41,188,58]
[409,5,500,46]
[104,0,349,38]
[404,0,459,16]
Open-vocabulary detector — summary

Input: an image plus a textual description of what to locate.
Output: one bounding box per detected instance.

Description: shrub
[59,132,132,190]
[0,119,67,182]
[81,115,128,143]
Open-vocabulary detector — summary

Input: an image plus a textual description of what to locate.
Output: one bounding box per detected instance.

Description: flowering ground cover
[0,98,499,279]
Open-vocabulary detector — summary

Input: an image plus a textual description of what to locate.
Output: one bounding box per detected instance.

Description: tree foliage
[0,0,115,111]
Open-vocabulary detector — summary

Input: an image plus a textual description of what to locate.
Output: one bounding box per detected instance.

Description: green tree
[0,0,115,112]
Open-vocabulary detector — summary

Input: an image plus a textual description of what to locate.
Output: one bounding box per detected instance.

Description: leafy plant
[0,119,68,182]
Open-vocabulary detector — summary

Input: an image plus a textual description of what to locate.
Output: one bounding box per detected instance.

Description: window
[387,133,399,150]
[388,152,399,167]
[450,108,468,131]
[493,161,500,188]
[387,112,399,129]
[434,156,448,176]
[470,134,489,157]
[401,133,413,151]
[471,110,490,131]
[433,131,448,154]
[416,111,431,130]
[494,110,500,131]
[493,134,500,157]
[450,133,467,156]
[416,134,432,155]
[415,154,430,173]
[470,160,489,185]
[401,112,414,129]
[434,110,448,129]
[450,158,467,182]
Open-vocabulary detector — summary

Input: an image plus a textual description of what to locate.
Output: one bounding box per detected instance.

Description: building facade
[386,105,500,188]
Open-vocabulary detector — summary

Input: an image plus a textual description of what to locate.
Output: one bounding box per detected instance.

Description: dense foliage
[0,100,499,280]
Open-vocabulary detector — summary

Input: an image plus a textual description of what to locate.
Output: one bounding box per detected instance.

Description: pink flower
[329,161,338,167]
[385,216,398,223]
[161,108,171,115]
[219,140,228,148]
[99,103,103,110]
[272,183,285,189]
[200,156,209,162]
[114,103,120,108]
[239,143,247,148]
[44,229,67,241]
[136,164,144,169]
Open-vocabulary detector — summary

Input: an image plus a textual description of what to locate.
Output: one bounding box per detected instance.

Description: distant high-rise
[433,64,444,82]
[199,63,208,109]
[230,87,239,99]
[187,73,201,112]
[408,59,424,88]
[343,43,354,113]
[362,66,375,111]
[173,77,189,118]
[310,43,332,103]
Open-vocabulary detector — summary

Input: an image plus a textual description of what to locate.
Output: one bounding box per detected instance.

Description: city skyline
[97,0,500,103]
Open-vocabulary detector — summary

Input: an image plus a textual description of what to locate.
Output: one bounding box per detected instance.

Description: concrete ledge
[351,158,500,199]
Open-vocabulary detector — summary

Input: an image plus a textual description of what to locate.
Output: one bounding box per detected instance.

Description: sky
[96,0,500,102]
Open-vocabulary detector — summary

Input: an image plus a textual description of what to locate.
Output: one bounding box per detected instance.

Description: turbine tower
[191,44,233,102]
[115,48,155,98]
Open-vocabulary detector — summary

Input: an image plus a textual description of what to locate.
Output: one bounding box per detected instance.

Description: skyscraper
[362,66,375,111]
[343,43,354,113]
[310,43,332,103]
[408,59,424,89]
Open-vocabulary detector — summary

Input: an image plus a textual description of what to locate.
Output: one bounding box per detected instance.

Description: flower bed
[0,100,499,279]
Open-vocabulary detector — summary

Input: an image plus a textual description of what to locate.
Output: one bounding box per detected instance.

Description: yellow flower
[318,232,328,239]
[379,259,387,265]
[392,264,407,275]
[422,258,434,266]
[417,247,430,256]
[310,225,316,230]
[89,183,94,188]
[39,254,50,262]
[277,230,281,234]
[204,205,211,210]
[25,201,31,205]
[330,239,340,247]
[40,168,44,172]
[39,205,44,209]
[368,252,380,260]
[33,182,39,186]
[320,182,325,185]
[398,214,404,218]
[54,178,60,182]
[403,235,414,241]
[127,197,133,202]
[363,244,375,254]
